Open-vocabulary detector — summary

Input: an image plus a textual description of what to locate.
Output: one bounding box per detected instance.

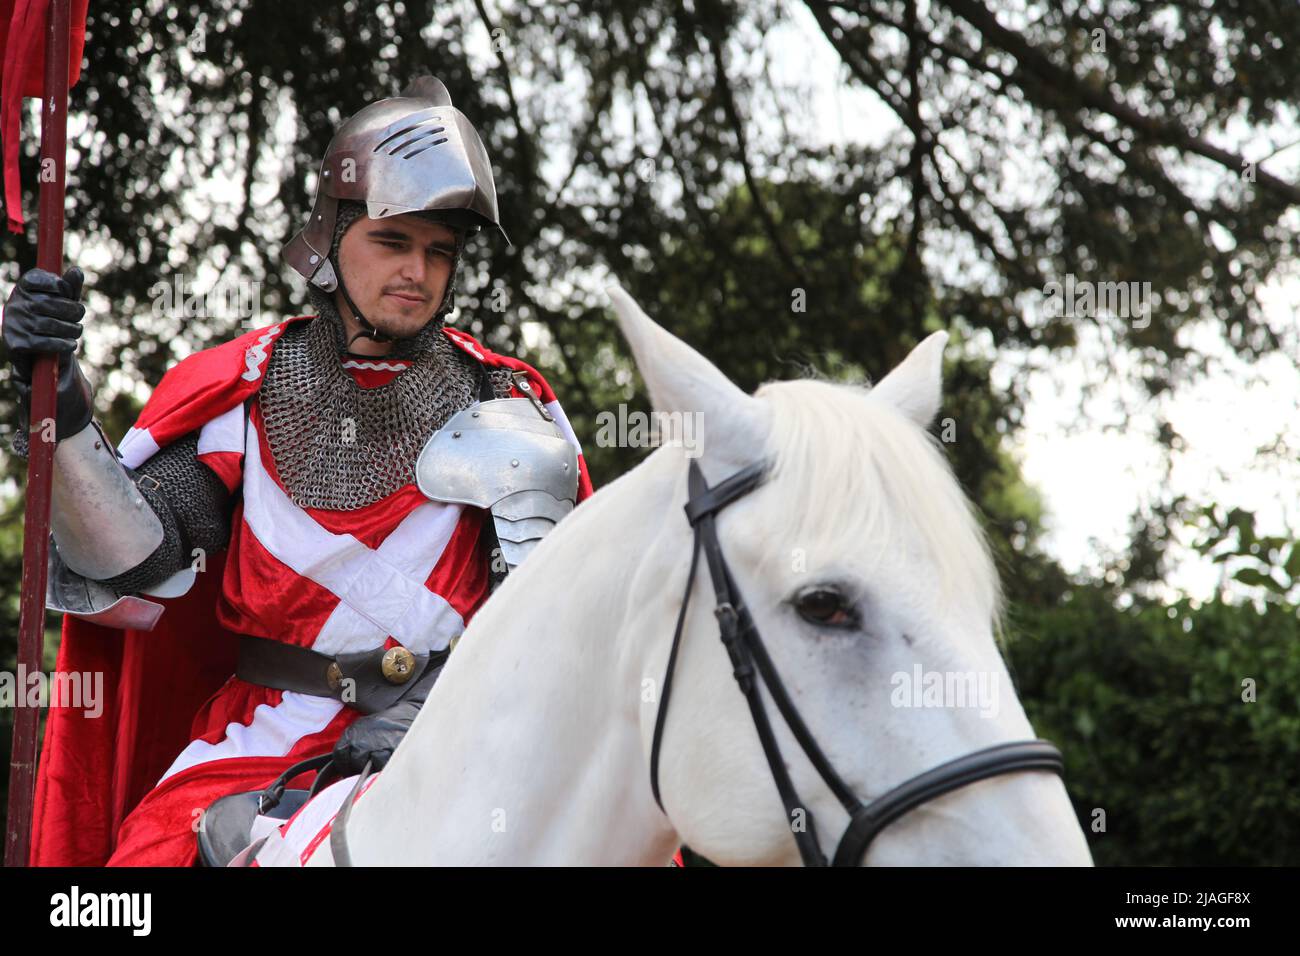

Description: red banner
[0,0,88,232]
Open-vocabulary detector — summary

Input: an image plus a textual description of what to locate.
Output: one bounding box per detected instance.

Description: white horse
[259,286,1092,866]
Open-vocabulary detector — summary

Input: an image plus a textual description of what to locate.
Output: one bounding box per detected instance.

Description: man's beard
[306,277,454,360]
[357,297,439,337]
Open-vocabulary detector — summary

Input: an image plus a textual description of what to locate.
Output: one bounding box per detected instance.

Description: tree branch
[693,3,810,289]
[471,0,540,237]
[942,0,1300,205]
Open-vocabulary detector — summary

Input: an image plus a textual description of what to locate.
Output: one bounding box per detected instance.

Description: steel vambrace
[48,420,165,581]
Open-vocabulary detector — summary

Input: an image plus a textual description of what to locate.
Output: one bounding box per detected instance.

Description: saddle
[197,754,341,867]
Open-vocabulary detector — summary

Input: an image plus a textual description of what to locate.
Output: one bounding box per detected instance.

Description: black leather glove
[331,655,447,776]
[3,266,93,449]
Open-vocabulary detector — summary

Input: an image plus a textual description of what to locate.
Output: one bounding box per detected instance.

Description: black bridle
[649,459,1068,867]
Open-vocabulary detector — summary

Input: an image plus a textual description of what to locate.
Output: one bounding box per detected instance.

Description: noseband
[649,459,1067,866]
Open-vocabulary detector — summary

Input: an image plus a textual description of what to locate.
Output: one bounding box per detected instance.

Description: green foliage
[1190,505,1300,603]
[1009,586,1300,865]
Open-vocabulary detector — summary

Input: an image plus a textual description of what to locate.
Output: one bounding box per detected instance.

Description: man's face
[333,212,458,343]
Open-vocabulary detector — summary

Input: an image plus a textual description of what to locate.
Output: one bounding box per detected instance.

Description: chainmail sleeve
[484,364,517,400]
[96,430,235,594]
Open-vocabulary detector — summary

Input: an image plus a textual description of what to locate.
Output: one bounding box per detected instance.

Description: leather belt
[236,635,446,715]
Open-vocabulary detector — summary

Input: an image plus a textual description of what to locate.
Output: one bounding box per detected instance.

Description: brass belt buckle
[381,646,416,684]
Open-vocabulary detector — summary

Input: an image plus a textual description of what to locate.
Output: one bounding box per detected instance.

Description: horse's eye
[793,587,858,628]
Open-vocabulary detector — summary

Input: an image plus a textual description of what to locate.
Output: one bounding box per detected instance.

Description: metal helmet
[283,75,509,294]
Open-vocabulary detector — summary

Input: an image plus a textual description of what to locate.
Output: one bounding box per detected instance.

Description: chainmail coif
[262,199,514,511]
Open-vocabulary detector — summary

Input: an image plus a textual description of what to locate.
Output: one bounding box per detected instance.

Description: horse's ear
[606,284,769,462]
[870,331,949,429]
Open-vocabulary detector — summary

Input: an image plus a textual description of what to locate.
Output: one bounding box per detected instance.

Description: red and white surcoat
[29,315,593,867]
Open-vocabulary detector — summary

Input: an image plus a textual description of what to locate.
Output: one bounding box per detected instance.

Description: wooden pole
[4,0,72,868]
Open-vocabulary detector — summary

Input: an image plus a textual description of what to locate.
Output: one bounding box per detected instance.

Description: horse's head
[608,285,1092,866]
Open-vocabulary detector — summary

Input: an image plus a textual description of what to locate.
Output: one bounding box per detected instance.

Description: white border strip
[544,399,581,453]
[117,426,160,469]
[197,403,246,456]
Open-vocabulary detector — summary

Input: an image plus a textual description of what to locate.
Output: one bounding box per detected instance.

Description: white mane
[752,377,1001,628]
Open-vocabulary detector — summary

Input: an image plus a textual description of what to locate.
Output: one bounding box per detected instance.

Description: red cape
[30,557,239,866]
[29,317,591,866]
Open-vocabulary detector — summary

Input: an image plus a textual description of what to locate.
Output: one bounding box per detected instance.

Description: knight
[2,76,592,866]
